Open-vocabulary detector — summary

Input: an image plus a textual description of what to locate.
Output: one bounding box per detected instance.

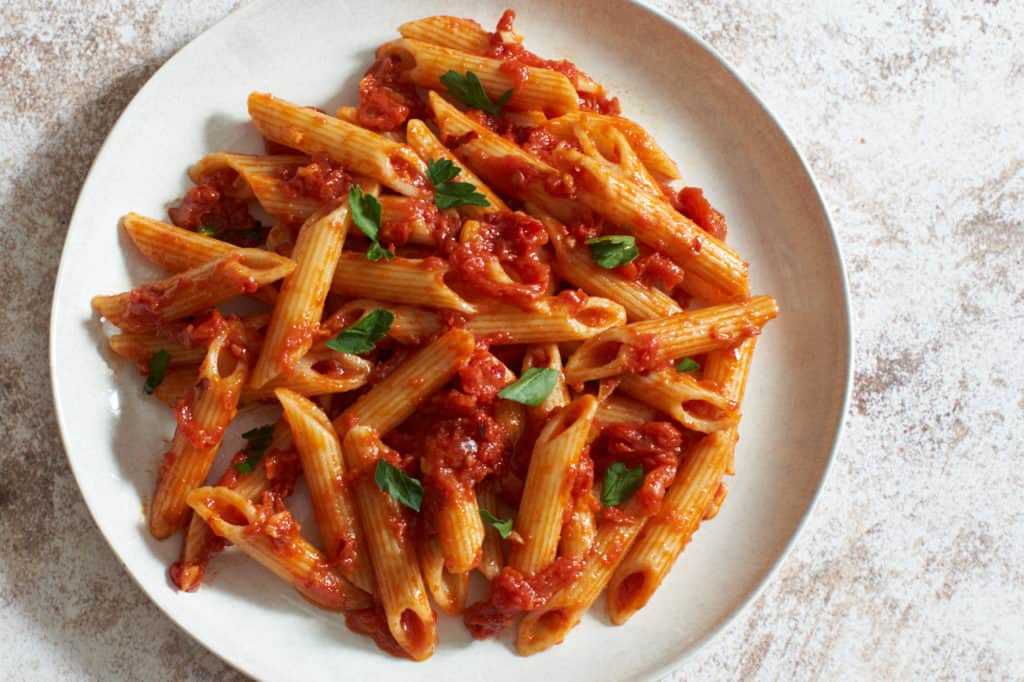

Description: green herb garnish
[479,509,514,539]
[374,460,423,511]
[325,309,394,354]
[233,425,276,473]
[426,158,490,210]
[349,185,392,261]
[497,367,559,407]
[676,357,701,373]
[600,462,645,507]
[440,70,512,117]
[143,349,170,395]
[586,235,639,269]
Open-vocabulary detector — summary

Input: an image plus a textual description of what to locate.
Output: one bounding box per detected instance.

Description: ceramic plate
[50,1,851,679]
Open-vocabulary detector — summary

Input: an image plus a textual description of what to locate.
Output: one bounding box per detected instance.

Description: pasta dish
[91,9,778,660]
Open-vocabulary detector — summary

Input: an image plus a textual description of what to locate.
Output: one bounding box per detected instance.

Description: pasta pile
[92,10,778,660]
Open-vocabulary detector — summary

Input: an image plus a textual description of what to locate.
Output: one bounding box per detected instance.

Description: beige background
[2,1,1022,679]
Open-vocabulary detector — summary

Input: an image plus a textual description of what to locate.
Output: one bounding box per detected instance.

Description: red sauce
[564,448,596,523]
[463,556,583,639]
[446,210,551,309]
[356,55,424,132]
[173,310,229,349]
[472,154,546,199]
[311,359,350,379]
[517,126,563,163]
[578,91,622,114]
[346,604,411,659]
[278,322,317,373]
[389,154,429,191]
[458,349,511,405]
[672,186,728,240]
[621,332,668,374]
[591,422,683,519]
[615,253,686,291]
[277,151,352,204]
[168,168,265,246]
[445,130,479,151]
[174,398,223,450]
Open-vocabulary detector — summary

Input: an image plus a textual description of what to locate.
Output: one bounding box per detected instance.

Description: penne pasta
[250,203,348,388]
[149,322,248,539]
[340,426,436,660]
[465,295,625,345]
[242,344,373,404]
[508,395,597,574]
[617,369,739,433]
[379,38,578,116]
[248,92,429,197]
[419,534,469,615]
[187,486,370,611]
[92,250,294,332]
[475,482,505,580]
[543,112,681,180]
[109,333,206,371]
[276,389,374,593]
[398,15,495,54]
[331,253,475,313]
[563,296,778,384]
[323,299,443,346]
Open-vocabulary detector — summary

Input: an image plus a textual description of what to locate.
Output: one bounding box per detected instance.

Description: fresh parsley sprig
[480,510,514,539]
[600,462,645,507]
[375,460,423,511]
[497,367,559,407]
[586,235,639,269]
[676,357,701,372]
[349,185,393,261]
[426,158,490,210]
[143,349,170,395]
[325,309,394,355]
[440,70,512,117]
[233,425,276,473]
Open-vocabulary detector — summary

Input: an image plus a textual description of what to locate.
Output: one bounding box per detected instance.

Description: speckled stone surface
[2,1,1021,679]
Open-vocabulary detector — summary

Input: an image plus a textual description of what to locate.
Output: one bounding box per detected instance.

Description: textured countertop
[2,1,1022,679]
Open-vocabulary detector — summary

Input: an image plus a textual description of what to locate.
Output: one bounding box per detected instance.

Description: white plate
[49,1,852,679]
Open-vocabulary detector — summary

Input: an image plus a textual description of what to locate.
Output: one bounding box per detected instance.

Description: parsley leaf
[480,509,514,539]
[426,158,490,210]
[601,462,645,507]
[586,235,639,269]
[233,424,276,473]
[349,185,392,261]
[143,349,170,395]
[326,309,394,354]
[440,70,512,117]
[676,357,701,372]
[375,460,423,511]
[197,224,219,237]
[497,367,559,406]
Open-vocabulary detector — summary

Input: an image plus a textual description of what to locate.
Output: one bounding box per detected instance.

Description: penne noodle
[334,329,476,437]
[522,344,570,416]
[436,491,485,575]
[187,486,370,611]
[92,250,294,332]
[248,92,429,197]
[242,344,373,404]
[379,38,578,116]
[531,211,682,321]
[188,152,309,193]
[398,15,495,54]
[563,296,778,384]
[508,395,597,574]
[419,534,469,614]
[517,517,643,655]
[617,369,739,433]
[149,322,248,539]
[543,112,681,180]
[172,422,295,592]
[703,337,758,474]
[250,204,348,388]
[331,253,475,314]
[276,389,374,593]
[465,295,625,344]
[558,493,597,561]
[340,426,436,660]
[405,119,507,217]
[551,147,749,301]
[593,394,660,427]
[109,333,206,371]
[151,366,199,407]
[323,299,443,346]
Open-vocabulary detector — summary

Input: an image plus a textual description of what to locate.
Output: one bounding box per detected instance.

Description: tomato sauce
[446,210,551,309]
[168,168,265,246]
[277,152,352,205]
[463,556,583,638]
[591,422,683,519]
[622,332,668,374]
[672,186,728,240]
[346,604,411,659]
[356,55,424,132]
[615,253,686,292]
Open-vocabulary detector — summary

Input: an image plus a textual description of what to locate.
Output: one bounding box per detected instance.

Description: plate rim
[47,0,854,678]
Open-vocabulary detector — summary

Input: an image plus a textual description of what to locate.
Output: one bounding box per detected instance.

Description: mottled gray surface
[2,1,1021,679]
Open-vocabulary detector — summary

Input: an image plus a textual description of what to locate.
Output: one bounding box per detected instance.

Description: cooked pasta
[92,9,777,661]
